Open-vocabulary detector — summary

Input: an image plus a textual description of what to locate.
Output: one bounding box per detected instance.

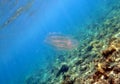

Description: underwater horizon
[0,0,120,84]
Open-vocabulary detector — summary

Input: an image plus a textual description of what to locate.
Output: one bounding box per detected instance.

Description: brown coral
[102,45,116,59]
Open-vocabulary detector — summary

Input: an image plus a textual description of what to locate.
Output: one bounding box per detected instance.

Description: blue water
[0,0,113,84]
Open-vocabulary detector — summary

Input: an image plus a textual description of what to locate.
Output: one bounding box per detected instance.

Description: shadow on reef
[56,64,69,77]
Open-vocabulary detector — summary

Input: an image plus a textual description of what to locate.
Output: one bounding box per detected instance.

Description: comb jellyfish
[45,32,78,50]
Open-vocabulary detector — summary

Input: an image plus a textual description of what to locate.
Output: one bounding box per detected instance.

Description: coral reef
[56,64,69,77]
[77,39,120,84]
[26,0,120,84]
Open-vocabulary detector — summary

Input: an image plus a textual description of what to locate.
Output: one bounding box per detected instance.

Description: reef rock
[56,64,69,77]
